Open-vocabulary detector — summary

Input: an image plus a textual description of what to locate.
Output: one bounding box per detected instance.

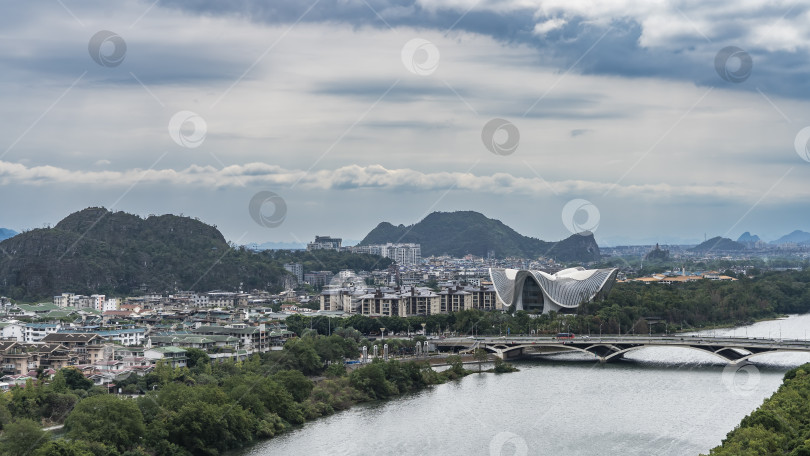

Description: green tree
[273,370,314,403]
[184,348,210,369]
[59,368,93,391]
[446,355,466,377]
[281,338,323,375]
[32,440,96,456]
[0,418,47,456]
[165,400,253,455]
[65,395,145,452]
[349,362,397,400]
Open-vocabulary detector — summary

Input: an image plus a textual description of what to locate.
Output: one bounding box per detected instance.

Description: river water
[241,314,810,456]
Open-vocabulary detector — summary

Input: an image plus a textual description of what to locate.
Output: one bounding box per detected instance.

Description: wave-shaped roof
[490,267,618,310]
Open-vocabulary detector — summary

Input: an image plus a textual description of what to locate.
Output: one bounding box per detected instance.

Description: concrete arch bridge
[435,335,810,364]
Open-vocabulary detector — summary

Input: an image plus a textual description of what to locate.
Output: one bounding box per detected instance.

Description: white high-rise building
[350,243,422,265]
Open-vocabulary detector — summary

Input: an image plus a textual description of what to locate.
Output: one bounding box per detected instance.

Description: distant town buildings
[304,271,335,287]
[307,236,342,251]
[320,283,499,317]
[350,243,422,265]
[283,263,304,283]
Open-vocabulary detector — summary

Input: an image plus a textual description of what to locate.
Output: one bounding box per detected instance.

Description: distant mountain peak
[771,230,810,245]
[0,207,285,300]
[690,236,745,252]
[737,232,761,243]
[360,210,600,261]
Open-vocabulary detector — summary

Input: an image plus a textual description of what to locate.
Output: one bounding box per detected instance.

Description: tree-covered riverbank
[706,362,810,455]
[0,334,515,456]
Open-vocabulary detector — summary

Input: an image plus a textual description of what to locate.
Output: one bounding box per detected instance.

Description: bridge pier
[500,347,523,360]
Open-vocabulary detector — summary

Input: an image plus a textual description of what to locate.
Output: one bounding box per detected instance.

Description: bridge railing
[437,335,810,348]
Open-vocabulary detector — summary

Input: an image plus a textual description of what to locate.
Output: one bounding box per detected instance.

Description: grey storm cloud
[158,0,810,99]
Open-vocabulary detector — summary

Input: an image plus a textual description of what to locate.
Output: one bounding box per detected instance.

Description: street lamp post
[380,327,385,341]
[421,322,426,337]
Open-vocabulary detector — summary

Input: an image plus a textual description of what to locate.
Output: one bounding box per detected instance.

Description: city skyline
[2,1,810,247]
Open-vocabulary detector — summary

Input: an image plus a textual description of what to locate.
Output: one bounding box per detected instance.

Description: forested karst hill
[689,236,745,252]
[0,208,288,300]
[360,210,600,261]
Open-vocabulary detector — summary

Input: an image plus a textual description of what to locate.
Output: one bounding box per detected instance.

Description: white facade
[24,323,61,343]
[102,298,119,312]
[91,294,105,311]
[54,293,80,307]
[0,323,24,341]
[352,243,422,265]
[97,329,146,346]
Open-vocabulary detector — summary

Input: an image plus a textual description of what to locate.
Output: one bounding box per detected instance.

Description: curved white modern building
[489,267,618,313]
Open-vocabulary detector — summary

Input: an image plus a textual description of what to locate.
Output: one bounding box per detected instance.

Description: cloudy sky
[1,0,810,247]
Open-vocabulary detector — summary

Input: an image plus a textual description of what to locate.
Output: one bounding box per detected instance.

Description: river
[240,314,810,456]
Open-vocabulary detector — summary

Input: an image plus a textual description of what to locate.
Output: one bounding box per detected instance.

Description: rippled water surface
[240,314,810,456]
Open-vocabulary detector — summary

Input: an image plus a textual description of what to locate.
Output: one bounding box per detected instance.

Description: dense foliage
[0,208,391,300]
[262,249,394,275]
[358,210,600,261]
[690,236,746,252]
[707,363,810,455]
[0,334,497,456]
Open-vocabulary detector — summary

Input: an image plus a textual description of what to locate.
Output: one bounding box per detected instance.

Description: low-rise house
[0,322,24,341]
[24,323,61,343]
[42,333,106,364]
[0,341,32,375]
[192,324,269,353]
[144,346,187,368]
[94,328,146,346]
[148,334,239,351]
[9,303,61,318]
[30,344,75,371]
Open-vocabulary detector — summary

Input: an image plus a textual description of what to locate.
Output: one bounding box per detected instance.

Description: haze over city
[2,1,810,246]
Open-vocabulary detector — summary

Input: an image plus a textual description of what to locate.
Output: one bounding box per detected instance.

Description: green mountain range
[1,208,394,301]
[359,211,601,261]
[771,230,810,245]
[689,236,745,252]
[0,207,296,301]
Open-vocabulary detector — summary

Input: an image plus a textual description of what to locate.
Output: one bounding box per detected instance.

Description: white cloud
[0,160,805,205]
[0,0,809,243]
[533,18,566,36]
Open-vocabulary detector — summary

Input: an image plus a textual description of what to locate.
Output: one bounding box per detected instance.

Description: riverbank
[676,314,791,335]
[704,362,810,455]
[240,314,810,456]
[230,356,518,455]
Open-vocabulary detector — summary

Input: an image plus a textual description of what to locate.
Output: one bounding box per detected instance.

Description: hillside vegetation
[690,236,745,252]
[360,210,600,261]
[0,208,385,300]
[707,363,810,455]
